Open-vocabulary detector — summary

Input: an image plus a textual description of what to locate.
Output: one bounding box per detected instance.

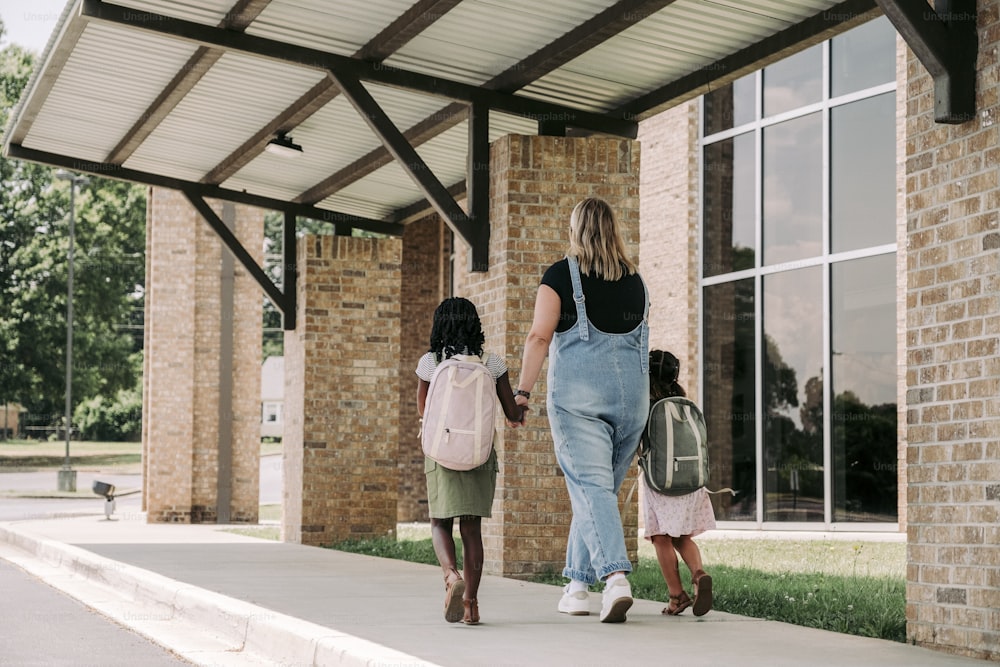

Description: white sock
[605,572,626,587]
[568,579,589,594]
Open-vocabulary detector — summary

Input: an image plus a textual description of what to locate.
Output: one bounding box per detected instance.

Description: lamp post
[55,170,89,492]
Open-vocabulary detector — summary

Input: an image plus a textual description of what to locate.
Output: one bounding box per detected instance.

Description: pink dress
[641,480,716,540]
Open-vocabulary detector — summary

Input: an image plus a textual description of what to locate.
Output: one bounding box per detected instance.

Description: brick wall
[143,188,262,523]
[283,234,402,546]
[638,101,701,396]
[457,134,641,578]
[904,1,1000,658]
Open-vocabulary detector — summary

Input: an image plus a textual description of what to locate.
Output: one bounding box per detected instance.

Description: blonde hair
[567,198,636,280]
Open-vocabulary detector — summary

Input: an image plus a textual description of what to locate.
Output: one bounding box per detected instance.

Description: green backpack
[638,396,710,496]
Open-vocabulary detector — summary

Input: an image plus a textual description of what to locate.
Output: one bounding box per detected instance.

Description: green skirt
[425,447,498,519]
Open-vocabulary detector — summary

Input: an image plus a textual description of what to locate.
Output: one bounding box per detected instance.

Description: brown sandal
[463,598,480,625]
[444,569,465,623]
[662,590,693,615]
[692,569,713,617]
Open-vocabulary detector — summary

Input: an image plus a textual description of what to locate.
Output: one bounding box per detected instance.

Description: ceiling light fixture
[265,131,304,158]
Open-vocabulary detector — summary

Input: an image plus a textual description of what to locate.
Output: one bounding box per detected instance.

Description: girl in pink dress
[642,350,716,616]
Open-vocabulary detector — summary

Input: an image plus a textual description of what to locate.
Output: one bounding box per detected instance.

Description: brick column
[903,2,1000,659]
[282,234,402,546]
[455,134,641,578]
[143,188,262,523]
[637,103,708,524]
[398,215,450,522]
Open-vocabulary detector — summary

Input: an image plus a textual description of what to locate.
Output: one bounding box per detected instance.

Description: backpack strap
[566,256,589,341]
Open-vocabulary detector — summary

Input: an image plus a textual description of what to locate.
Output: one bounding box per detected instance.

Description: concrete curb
[0,523,438,666]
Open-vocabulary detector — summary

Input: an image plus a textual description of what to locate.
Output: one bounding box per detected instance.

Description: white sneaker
[558,585,590,615]
[600,577,633,623]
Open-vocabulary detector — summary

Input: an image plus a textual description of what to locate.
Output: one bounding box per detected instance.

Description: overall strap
[639,274,650,373]
[566,256,589,341]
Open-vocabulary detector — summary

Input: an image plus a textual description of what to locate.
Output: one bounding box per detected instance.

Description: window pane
[703,279,756,520]
[763,268,823,522]
[831,16,897,97]
[763,113,822,265]
[831,255,897,522]
[703,132,755,277]
[831,92,896,252]
[703,73,756,135]
[763,44,822,117]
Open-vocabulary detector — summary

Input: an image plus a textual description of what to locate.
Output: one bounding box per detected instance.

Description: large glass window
[703,133,755,277]
[700,17,897,527]
[831,93,896,252]
[831,18,898,97]
[763,113,822,265]
[763,268,824,522]
[831,255,897,521]
[704,73,756,135]
[763,44,822,116]
[703,279,756,520]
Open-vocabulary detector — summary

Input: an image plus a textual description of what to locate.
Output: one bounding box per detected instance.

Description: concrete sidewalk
[0,513,988,667]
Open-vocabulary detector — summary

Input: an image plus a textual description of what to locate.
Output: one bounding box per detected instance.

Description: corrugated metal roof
[4,0,876,231]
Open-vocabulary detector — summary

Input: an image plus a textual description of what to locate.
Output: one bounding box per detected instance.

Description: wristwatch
[515,389,531,399]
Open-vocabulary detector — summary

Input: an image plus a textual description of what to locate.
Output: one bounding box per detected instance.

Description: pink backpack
[421,354,496,470]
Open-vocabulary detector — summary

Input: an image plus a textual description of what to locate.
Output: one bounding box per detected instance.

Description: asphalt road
[0,558,192,666]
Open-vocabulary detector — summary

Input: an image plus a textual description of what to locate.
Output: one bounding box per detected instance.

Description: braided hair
[429,297,485,363]
[649,349,686,401]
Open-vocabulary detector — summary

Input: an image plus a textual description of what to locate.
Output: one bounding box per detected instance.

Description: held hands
[507,395,530,428]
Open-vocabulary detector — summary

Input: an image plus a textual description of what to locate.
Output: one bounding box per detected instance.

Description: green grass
[329,529,906,643]
[0,439,282,472]
[0,440,142,471]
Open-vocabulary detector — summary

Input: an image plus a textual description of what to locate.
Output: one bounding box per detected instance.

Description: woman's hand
[507,396,530,427]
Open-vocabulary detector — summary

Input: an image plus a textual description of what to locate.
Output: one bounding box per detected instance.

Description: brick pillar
[282,234,402,546]
[904,2,1000,659]
[637,102,708,525]
[455,134,641,578]
[398,215,449,522]
[142,188,262,523]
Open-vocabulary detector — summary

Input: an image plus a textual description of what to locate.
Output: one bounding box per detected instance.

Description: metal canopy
[1,0,977,317]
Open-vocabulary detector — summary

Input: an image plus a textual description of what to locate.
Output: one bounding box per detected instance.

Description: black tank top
[541,258,646,334]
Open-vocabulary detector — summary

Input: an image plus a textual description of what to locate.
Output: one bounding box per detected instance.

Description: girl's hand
[507,402,529,427]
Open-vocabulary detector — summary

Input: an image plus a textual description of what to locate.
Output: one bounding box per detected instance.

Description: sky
[0,0,68,54]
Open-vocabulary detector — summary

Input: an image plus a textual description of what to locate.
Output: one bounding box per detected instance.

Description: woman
[514,198,648,623]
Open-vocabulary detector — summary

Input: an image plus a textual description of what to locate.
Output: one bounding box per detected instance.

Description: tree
[1,29,146,433]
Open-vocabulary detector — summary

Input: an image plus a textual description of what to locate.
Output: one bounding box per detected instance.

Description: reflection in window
[763,268,823,522]
[703,279,756,520]
[831,256,897,522]
[703,133,755,277]
[763,113,822,265]
[704,73,756,135]
[763,44,822,117]
[831,16,897,97]
[831,93,896,252]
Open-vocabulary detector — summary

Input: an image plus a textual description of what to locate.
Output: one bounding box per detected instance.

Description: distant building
[260,356,283,440]
[1,403,23,439]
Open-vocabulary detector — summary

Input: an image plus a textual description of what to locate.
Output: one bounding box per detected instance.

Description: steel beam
[876,0,977,123]
[5,144,398,236]
[327,71,482,264]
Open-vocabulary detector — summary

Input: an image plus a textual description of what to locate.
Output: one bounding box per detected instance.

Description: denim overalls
[547,256,649,583]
